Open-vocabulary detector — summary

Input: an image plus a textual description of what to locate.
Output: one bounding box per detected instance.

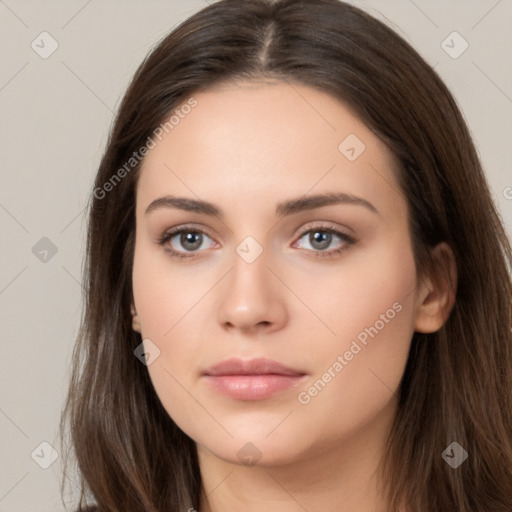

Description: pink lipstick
[203,357,307,400]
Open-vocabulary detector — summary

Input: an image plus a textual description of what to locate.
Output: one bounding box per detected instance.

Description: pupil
[181,232,202,251]
[310,231,331,250]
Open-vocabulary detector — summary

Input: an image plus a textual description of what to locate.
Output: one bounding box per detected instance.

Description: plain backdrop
[0,1,511,510]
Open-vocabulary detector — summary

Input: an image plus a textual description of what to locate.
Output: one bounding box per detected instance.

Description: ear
[131,300,141,333]
[414,242,457,334]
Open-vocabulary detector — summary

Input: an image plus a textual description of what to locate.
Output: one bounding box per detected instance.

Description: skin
[130,79,456,512]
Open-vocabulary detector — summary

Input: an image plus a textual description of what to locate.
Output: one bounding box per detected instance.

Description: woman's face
[131,79,427,466]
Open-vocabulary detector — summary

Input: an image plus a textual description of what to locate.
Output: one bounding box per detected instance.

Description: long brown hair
[60,0,512,510]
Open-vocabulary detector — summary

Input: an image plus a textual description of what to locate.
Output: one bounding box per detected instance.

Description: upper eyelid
[164,221,349,235]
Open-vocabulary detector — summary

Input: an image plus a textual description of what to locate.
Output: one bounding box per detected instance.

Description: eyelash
[157,224,357,260]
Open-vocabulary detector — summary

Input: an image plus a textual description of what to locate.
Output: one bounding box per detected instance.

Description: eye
[158,227,217,259]
[158,224,356,261]
[293,226,356,258]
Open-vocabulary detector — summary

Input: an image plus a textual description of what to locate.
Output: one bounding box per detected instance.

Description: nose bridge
[216,239,287,332]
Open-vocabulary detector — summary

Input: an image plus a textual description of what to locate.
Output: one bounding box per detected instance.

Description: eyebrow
[144,192,379,217]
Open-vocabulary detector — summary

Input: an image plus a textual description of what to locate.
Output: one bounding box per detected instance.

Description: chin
[190,420,322,469]
[203,438,305,468]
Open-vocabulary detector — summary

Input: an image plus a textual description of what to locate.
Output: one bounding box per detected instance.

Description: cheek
[291,242,417,435]
[131,243,218,435]
[286,231,418,352]
[132,239,212,341]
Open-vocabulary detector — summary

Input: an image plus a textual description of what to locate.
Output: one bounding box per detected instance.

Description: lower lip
[204,374,305,400]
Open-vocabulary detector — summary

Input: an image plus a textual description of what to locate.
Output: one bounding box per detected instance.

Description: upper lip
[203,357,306,376]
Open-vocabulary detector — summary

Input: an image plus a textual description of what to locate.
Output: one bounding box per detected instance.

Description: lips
[202,357,307,401]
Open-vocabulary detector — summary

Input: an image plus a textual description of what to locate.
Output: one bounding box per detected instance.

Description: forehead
[136,80,405,218]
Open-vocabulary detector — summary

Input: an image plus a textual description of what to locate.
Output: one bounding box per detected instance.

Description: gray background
[0,1,510,510]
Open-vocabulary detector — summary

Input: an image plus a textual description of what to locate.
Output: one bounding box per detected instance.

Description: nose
[216,249,288,335]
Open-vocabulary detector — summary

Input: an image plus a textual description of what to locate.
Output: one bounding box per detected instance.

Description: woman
[60,0,512,511]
